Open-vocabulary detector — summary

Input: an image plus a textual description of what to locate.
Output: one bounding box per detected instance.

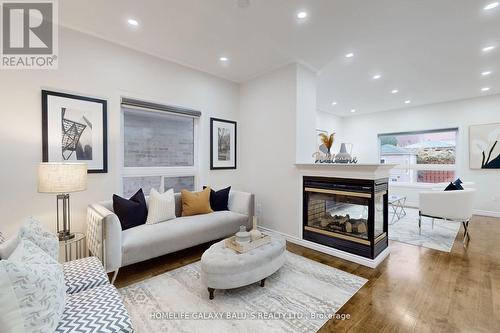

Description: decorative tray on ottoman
[225,234,272,253]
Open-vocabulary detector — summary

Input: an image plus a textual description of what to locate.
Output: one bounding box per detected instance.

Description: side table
[59,232,86,262]
[388,195,407,224]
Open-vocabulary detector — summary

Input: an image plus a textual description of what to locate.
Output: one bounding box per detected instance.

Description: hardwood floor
[114,215,500,332]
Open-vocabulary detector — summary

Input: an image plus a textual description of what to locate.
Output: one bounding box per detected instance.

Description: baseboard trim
[258,226,390,269]
[473,210,500,218]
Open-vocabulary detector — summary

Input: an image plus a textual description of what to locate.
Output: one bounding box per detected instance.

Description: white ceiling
[60,0,500,116]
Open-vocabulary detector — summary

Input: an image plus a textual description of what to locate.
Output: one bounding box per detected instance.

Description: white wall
[295,66,318,163]
[341,95,500,216]
[0,27,242,237]
[239,64,302,238]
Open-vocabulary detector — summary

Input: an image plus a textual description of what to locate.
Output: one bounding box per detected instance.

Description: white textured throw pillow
[0,239,65,333]
[0,233,20,259]
[146,188,176,224]
[19,217,59,261]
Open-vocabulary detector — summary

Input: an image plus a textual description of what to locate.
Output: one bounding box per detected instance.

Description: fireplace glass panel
[374,193,385,239]
[307,191,369,241]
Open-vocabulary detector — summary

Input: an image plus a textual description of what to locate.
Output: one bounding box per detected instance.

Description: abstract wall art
[469,122,500,169]
[42,90,107,173]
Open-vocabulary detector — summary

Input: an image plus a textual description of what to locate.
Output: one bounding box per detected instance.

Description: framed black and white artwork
[469,122,500,169]
[42,90,108,173]
[210,117,237,170]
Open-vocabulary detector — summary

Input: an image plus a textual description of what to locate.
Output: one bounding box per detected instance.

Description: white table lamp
[38,162,87,240]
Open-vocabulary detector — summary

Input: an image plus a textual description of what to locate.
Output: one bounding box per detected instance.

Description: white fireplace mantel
[295,163,396,180]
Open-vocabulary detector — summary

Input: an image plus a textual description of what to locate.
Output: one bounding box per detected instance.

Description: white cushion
[122,211,248,267]
[0,233,20,259]
[0,239,65,333]
[19,217,59,261]
[146,188,176,224]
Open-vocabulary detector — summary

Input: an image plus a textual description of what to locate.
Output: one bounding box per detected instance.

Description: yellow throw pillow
[181,187,214,217]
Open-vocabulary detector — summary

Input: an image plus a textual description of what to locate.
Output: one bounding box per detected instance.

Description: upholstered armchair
[418,189,476,246]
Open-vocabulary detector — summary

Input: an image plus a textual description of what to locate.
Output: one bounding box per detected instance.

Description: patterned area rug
[119,251,367,333]
[389,208,461,252]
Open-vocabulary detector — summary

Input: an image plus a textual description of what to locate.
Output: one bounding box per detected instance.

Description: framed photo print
[210,117,237,170]
[42,90,108,173]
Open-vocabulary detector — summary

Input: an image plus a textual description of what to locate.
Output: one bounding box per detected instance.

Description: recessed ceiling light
[345,53,354,58]
[405,100,411,104]
[331,101,337,106]
[373,74,382,80]
[483,45,496,52]
[391,89,399,94]
[484,2,499,10]
[219,56,229,62]
[481,87,491,92]
[350,109,356,113]
[127,18,139,26]
[481,71,492,76]
[297,11,308,19]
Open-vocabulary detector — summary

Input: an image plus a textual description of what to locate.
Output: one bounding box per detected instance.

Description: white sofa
[86,190,254,282]
[418,188,476,246]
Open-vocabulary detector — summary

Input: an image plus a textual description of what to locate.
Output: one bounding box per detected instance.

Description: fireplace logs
[317,214,368,236]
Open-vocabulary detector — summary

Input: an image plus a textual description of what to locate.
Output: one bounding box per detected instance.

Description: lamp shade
[38,163,87,193]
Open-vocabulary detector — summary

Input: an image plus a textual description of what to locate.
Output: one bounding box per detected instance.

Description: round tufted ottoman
[200,236,286,299]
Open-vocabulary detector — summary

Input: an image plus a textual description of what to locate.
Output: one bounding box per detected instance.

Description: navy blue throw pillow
[453,178,464,190]
[113,189,148,230]
[203,186,231,211]
[444,182,460,191]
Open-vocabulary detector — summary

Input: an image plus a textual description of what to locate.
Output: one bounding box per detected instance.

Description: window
[378,128,458,184]
[121,98,200,197]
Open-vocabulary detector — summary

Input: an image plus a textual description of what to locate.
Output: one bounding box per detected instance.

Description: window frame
[378,127,459,185]
[119,100,200,196]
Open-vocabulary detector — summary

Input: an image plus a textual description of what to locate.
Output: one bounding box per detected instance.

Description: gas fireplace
[303,176,389,259]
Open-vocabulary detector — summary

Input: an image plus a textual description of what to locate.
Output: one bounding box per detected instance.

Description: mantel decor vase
[335,143,353,163]
[318,132,335,160]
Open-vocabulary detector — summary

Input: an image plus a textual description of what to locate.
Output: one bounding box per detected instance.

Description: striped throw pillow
[146,188,176,224]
